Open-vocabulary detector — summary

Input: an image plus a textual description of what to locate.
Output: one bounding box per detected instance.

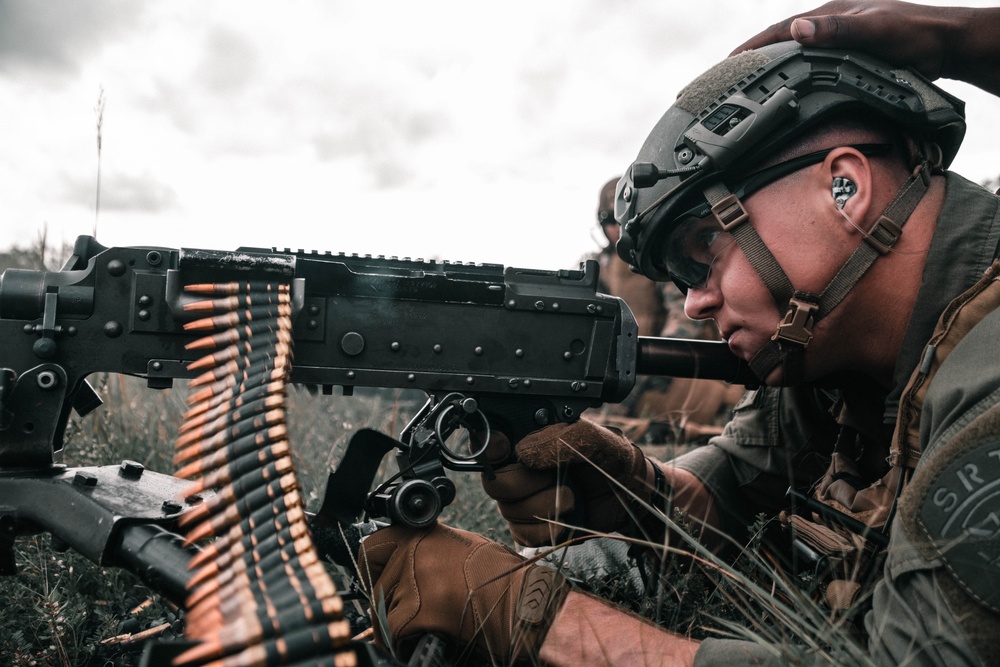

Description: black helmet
[616,41,967,282]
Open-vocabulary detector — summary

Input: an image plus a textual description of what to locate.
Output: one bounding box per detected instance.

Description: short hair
[748,111,910,175]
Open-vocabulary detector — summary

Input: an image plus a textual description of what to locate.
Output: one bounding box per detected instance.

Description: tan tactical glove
[480,420,657,547]
[357,522,570,665]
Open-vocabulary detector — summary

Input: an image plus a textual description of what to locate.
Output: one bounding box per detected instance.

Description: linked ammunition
[187,344,291,387]
[176,431,289,481]
[184,379,286,420]
[214,560,335,614]
[183,303,293,332]
[177,393,285,443]
[173,410,286,466]
[186,322,293,352]
[185,369,287,405]
[187,334,293,371]
[182,488,302,547]
[187,535,317,610]
[175,620,353,667]
[177,467,297,529]
[172,596,345,665]
[185,339,256,372]
[182,288,291,314]
[186,504,307,572]
[175,283,351,663]
[179,475,300,541]
[183,450,294,498]
[185,518,309,590]
[184,281,290,296]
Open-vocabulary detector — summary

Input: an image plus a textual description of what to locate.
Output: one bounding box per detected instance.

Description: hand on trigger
[479,420,655,547]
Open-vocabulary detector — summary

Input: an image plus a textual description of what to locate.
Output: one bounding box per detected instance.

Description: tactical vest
[781,260,1000,624]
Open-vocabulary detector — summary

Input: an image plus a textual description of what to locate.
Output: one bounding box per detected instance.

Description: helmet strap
[702,160,933,384]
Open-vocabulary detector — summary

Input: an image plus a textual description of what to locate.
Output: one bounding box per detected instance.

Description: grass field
[0,373,872,666]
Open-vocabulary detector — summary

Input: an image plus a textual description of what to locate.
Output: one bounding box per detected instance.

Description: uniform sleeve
[864,520,987,666]
[865,311,1000,667]
[670,385,840,537]
[863,309,1000,667]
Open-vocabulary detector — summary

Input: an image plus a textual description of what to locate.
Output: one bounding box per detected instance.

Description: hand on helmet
[732,1,945,76]
[730,1,1000,97]
[356,522,570,665]
[479,420,656,547]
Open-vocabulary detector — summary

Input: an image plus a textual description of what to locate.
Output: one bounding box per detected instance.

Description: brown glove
[480,420,656,547]
[357,522,570,665]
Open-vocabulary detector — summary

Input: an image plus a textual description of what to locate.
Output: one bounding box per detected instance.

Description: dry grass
[0,374,871,665]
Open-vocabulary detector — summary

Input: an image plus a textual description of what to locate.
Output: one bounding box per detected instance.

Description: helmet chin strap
[701,159,933,385]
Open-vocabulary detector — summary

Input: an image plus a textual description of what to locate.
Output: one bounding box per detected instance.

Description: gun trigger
[72,379,104,418]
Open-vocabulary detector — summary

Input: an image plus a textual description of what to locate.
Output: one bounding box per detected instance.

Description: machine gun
[0,235,754,665]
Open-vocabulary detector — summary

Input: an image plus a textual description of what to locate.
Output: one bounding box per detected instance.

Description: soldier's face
[601,221,620,245]
[680,168,853,384]
[682,228,784,380]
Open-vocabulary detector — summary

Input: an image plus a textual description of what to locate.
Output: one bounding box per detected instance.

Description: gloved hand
[357,522,570,665]
[480,420,657,547]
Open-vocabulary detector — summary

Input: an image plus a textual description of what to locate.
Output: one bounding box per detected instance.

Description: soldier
[356,3,1000,665]
[586,177,742,443]
[589,175,669,338]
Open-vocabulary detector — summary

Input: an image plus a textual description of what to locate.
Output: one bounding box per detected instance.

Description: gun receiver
[0,235,646,468]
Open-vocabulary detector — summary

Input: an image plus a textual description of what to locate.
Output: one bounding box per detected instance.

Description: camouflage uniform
[682,173,1000,666]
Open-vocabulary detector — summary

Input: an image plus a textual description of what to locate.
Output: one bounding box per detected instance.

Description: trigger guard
[434,402,490,462]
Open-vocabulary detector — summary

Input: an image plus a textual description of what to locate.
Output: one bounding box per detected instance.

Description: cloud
[3,0,999,272]
[195,27,260,96]
[0,0,141,81]
[55,169,178,213]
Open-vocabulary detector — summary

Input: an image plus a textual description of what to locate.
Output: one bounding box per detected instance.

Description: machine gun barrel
[636,336,756,386]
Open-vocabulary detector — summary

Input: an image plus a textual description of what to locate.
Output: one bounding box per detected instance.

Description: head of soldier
[615,42,966,387]
[597,176,622,247]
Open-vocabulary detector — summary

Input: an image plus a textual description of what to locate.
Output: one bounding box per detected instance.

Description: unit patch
[917,436,1000,613]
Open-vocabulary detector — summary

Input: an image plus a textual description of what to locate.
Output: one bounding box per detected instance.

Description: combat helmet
[615,41,966,382]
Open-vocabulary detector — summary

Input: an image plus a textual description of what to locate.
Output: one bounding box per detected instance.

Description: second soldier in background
[584,176,742,444]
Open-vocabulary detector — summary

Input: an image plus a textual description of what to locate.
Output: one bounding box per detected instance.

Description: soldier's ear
[825,147,873,232]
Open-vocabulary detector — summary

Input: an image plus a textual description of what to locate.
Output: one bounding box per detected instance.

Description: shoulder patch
[916,436,1000,613]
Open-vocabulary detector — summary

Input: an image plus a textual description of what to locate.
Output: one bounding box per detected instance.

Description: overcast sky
[2,0,998,271]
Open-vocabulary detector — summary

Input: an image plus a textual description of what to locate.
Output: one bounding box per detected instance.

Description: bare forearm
[539,591,700,667]
[534,463,723,667]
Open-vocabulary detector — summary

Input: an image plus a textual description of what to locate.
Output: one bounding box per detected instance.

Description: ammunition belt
[170,280,357,667]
